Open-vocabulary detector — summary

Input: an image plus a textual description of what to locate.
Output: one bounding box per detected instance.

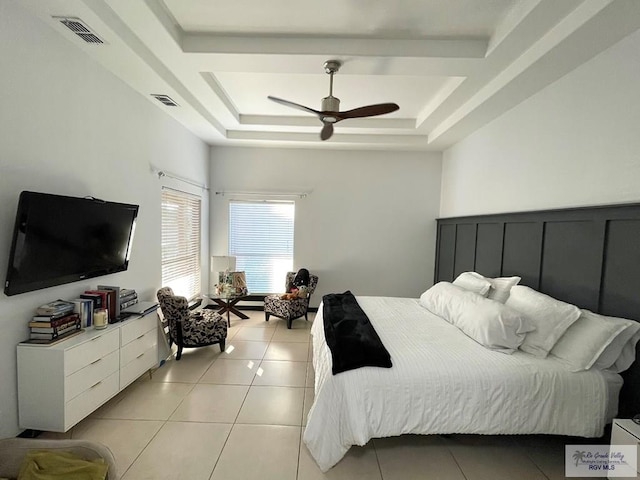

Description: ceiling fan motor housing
[321,95,340,121]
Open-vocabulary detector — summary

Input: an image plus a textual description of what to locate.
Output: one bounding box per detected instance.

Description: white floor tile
[150,347,220,383]
[233,326,276,342]
[236,385,304,426]
[93,381,193,421]
[253,360,307,387]
[223,340,269,360]
[272,324,312,343]
[210,424,300,480]
[121,421,232,480]
[169,384,249,423]
[449,444,548,480]
[264,341,309,361]
[72,418,163,476]
[298,439,381,480]
[199,358,258,385]
[374,435,465,480]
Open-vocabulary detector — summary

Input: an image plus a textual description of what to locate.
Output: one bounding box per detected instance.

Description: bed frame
[435,203,640,418]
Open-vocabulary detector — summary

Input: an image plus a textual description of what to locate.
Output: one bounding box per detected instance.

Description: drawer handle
[90,336,101,341]
[90,358,102,365]
[136,334,145,340]
[136,352,145,359]
[90,381,102,389]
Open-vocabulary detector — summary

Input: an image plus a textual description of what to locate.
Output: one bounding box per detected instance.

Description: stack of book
[29,300,81,342]
[119,288,138,311]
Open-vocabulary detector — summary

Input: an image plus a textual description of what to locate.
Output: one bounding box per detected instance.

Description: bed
[303,202,640,472]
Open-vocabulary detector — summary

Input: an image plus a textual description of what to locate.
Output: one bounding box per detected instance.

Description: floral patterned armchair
[264,271,318,329]
[157,287,227,360]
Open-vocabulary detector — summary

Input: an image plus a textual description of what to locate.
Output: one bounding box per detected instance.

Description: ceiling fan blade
[267,96,321,116]
[320,122,334,141]
[337,103,399,120]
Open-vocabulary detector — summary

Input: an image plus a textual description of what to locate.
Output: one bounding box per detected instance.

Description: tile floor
[43,310,608,479]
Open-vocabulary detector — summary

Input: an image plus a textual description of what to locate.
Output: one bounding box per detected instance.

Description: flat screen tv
[4,191,139,296]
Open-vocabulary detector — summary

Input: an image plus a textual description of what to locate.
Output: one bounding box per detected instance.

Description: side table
[207,293,249,327]
[609,419,640,479]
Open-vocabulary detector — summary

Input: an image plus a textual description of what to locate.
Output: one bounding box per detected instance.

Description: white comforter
[304,296,612,472]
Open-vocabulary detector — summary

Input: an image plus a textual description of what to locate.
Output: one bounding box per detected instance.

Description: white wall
[210,147,442,306]
[0,3,209,437]
[440,28,640,217]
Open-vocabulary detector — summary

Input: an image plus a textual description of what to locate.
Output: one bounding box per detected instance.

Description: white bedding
[304,296,620,472]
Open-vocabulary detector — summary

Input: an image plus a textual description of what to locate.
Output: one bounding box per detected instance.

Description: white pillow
[505,285,581,358]
[588,312,640,373]
[486,276,521,303]
[549,309,631,371]
[420,282,533,354]
[452,272,492,296]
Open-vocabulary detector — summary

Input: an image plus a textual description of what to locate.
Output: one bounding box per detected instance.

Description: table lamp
[210,256,236,291]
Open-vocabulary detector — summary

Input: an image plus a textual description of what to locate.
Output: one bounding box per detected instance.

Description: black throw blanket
[323,291,392,375]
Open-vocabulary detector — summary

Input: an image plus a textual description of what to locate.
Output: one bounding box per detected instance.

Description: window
[229,201,295,293]
[161,188,201,299]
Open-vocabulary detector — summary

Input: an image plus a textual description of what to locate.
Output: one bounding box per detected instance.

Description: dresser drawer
[65,350,119,402]
[64,370,119,430]
[120,328,157,366]
[120,345,156,389]
[64,330,119,376]
[121,314,157,345]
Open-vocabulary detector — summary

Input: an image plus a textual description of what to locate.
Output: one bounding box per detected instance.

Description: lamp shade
[211,256,236,274]
[210,256,236,291]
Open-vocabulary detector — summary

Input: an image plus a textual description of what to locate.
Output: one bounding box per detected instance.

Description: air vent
[54,16,104,44]
[151,94,179,107]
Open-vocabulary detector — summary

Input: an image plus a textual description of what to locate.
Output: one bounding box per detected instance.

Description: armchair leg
[219,339,225,352]
[265,312,270,322]
[176,345,183,361]
[287,318,292,329]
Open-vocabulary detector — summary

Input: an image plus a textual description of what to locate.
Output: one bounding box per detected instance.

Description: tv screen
[4,191,139,296]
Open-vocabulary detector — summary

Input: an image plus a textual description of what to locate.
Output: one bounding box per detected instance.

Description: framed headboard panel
[435,203,640,418]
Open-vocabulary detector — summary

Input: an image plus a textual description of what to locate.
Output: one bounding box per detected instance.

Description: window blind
[229,201,294,293]
[161,188,201,300]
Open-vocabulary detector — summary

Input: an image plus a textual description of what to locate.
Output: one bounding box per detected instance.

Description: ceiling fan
[267,60,400,141]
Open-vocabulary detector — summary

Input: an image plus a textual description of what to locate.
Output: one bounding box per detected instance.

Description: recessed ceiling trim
[239,114,414,129]
[227,129,430,146]
[182,34,488,58]
[201,73,239,121]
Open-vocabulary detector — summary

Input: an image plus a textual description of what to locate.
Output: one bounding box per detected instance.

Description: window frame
[228,199,295,294]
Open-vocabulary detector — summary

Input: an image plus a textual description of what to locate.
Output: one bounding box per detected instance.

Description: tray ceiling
[18,0,640,151]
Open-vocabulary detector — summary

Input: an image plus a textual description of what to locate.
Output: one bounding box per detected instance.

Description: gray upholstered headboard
[435,203,640,419]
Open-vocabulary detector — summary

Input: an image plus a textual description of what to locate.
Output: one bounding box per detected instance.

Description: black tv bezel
[3,191,139,296]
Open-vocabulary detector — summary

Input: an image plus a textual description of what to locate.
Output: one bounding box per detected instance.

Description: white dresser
[17,311,158,432]
[609,419,640,479]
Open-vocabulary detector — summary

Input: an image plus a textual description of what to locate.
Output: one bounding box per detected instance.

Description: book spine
[30,318,80,338]
[30,312,80,327]
[35,299,75,316]
[120,298,139,310]
[119,288,135,298]
[119,292,138,304]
